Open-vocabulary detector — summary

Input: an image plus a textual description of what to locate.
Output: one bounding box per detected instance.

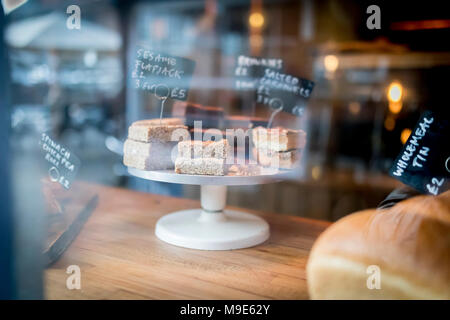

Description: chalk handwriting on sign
[256,68,315,117]
[234,55,314,118]
[131,47,196,101]
[39,133,81,189]
[389,111,449,195]
[426,177,445,195]
[234,55,283,90]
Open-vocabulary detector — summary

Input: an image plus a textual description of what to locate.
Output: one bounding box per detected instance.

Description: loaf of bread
[307,191,450,300]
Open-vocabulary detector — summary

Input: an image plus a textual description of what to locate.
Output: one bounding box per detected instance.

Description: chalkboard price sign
[256,69,315,117]
[39,133,81,189]
[389,111,449,195]
[131,47,196,101]
[234,55,314,118]
[234,55,283,91]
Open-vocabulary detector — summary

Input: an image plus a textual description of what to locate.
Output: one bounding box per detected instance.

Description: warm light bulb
[389,101,403,114]
[249,12,265,28]
[388,81,403,103]
[400,128,412,144]
[324,55,339,73]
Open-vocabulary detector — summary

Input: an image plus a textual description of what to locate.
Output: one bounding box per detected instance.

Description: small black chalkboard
[234,55,283,91]
[131,46,196,101]
[234,55,314,118]
[389,111,449,195]
[39,133,81,189]
[256,69,315,117]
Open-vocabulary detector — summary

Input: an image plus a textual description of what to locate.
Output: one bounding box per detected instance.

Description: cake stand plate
[128,167,289,250]
[155,209,269,250]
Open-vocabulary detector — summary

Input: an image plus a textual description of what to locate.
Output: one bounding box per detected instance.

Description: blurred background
[3,0,450,224]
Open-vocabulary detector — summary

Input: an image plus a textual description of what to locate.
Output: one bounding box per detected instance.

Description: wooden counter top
[45,183,330,300]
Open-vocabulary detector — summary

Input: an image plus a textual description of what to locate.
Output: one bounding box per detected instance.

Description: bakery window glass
[1,0,449,299]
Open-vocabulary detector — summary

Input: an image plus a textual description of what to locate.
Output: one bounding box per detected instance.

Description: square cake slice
[175,158,226,176]
[123,153,174,171]
[252,126,306,151]
[123,138,177,170]
[128,118,187,142]
[177,139,228,159]
[252,148,302,169]
[123,139,177,158]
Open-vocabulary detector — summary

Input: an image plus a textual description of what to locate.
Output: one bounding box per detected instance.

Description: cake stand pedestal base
[155,185,270,250]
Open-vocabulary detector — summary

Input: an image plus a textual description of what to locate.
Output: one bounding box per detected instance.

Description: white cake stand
[128,167,290,250]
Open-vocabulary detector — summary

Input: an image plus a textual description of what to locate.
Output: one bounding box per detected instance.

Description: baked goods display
[307,190,450,300]
[123,109,308,175]
[127,118,186,142]
[177,139,229,159]
[123,140,176,170]
[227,164,261,176]
[252,148,301,170]
[123,118,187,170]
[252,126,306,169]
[175,140,229,176]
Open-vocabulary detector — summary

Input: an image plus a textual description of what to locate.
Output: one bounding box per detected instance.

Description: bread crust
[307,191,450,300]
